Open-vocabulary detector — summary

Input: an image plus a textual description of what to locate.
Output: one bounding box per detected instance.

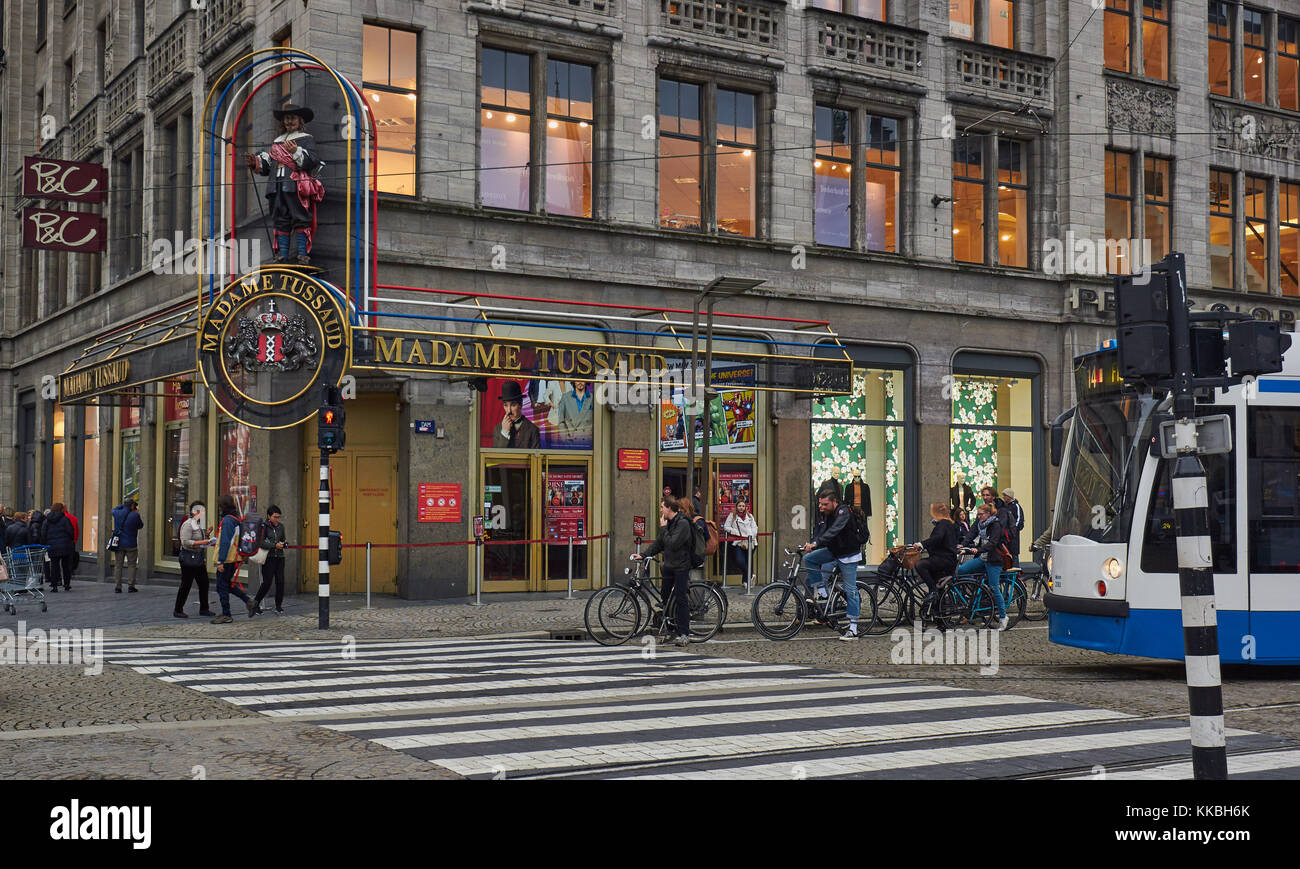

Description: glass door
[483,457,535,591]
[543,457,591,591]
[712,459,755,585]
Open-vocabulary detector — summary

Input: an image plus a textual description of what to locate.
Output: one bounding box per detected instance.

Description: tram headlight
[1103,557,1122,580]
[1046,554,1053,575]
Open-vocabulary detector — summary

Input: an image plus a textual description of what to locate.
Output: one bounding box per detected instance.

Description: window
[110,142,144,282]
[1105,149,1133,274]
[997,138,1028,268]
[1143,155,1170,263]
[1105,0,1132,72]
[363,25,418,196]
[80,404,100,554]
[96,20,107,91]
[19,249,37,326]
[1244,8,1267,105]
[1142,417,1236,574]
[545,60,594,218]
[157,111,193,237]
[1282,181,1300,297]
[1140,0,1169,81]
[51,406,65,505]
[133,0,144,57]
[1281,17,1300,112]
[988,0,1015,50]
[949,0,1013,47]
[864,116,899,253]
[814,105,852,247]
[953,136,984,265]
[63,57,74,119]
[811,0,884,18]
[1209,2,1233,96]
[119,398,141,504]
[36,0,47,47]
[1248,408,1300,573]
[1210,169,1235,290]
[480,48,532,211]
[950,0,976,41]
[1244,174,1269,294]
[715,89,756,237]
[812,368,907,564]
[658,79,701,231]
[161,381,190,563]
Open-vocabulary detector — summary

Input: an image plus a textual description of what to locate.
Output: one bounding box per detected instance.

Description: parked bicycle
[1022,541,1051,622]
[750,547,875,640]
[938,558,1028,630]
[860,546,955,634]
[584,555,726,646]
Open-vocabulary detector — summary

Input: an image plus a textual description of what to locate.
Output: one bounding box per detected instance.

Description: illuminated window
[51,406,65,506]
[716,89,756,238]
[1209,2,1233,97]
[950,0,976,41]
[480,47,531,211]
[363,25,418,196]
[1105,149,1133,274]
[659,79,702,232]
[545,60,594,218]
[1282,182,1300,297]
[1244,175,1269,294]
[988,0,1015,50]
[80,405,100,555]
[811,0,885,17]
[814,105,852,248]
[1141,0,1169,81]
[864,116,900,253]
[1105,0,1131,72]
[997,138,1028,268]
[1143,156,1171,264]
[953,136,984,265]
[1210,170,1235,290]
[1244,8,1267,105]
[1281,17,1300,112]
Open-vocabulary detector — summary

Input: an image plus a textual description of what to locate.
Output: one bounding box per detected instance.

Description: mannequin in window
[950,471,976,514]
[843,471,871,519]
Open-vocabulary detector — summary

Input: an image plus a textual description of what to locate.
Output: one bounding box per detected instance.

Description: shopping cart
[1,545,49,614]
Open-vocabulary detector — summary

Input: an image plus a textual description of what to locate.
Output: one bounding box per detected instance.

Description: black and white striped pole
[317,385,346,630]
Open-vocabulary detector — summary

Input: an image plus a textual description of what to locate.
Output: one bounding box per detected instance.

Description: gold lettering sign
[60,359,131,401]
[358,330,668,378]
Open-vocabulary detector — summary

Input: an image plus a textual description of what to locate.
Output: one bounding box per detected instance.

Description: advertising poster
[715,471,753,522]
[417,483,461,522]
[659,364,757,454]
[478,377,594,450]
[545,471,587,543]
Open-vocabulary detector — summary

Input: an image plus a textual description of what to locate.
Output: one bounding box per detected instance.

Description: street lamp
[685,277,765,525]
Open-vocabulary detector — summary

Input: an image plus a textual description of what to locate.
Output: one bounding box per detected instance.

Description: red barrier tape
[283,533,611,550]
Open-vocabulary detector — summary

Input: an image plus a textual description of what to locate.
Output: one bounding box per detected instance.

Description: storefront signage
[633,515,646,538]
[22,156,109,203]
[21,208,107,253]
[60,359,130,402]
[618,448,651,470]
[417,483,461,522]
[370,333,666,380]
[715,471,753,521]
[661,364,758,455]
[197,267,351,430]
[545,471,587,542]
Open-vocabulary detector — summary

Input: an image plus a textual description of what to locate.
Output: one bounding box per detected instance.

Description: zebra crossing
[91,637,1300,780]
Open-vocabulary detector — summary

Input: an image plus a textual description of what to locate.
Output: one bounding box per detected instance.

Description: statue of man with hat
[493,381,541,449]
[244,104,325,265]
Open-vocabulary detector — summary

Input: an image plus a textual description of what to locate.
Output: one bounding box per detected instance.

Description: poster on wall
[659,364,757,454]
[545,471,587,543]
[478,377,594,450]
[221,423,255,516]
[715,471,753,522]
[417,483,462,522]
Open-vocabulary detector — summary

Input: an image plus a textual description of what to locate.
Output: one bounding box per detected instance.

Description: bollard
[744,536,754,595]
[470,537,486,607]
[721,539,729,592]
[605,535,612,589]
[365,541,372,610]
[566,536,575,600]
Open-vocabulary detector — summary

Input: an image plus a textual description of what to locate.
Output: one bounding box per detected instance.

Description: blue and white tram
[1047,341,1300,664]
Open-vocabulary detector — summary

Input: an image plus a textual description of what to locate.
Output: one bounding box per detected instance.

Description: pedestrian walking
[633,494,694,646]
[722,498,758,585]
[253,505,289,614]
[40,503,77,592]
[4,512,31,550]
[211,495,255,624]
[110,498,144,593]
[175,500,216,618]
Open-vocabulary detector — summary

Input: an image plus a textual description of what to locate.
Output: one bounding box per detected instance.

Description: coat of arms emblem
[226,299,319,372]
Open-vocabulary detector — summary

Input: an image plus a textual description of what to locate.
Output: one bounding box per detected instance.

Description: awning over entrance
[58,301,198,404]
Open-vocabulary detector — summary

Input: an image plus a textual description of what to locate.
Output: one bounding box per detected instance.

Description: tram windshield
[1053,352,1160,544]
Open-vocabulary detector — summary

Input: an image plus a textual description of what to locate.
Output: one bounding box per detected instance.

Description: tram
[1047,340,1300,664]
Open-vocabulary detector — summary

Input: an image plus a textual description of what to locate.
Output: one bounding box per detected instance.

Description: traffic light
[327,530,343,566]
[1114,271,1172,380]
[1227,320,1292,377]
[1189,326,1227,379]
[318,384,346,453]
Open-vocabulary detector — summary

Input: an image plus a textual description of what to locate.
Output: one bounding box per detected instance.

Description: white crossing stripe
[1060,749,1300,780]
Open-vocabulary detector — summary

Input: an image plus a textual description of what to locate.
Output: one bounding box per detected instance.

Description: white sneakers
[996,616,1010,631]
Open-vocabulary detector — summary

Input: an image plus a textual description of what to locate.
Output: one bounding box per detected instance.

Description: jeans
[661,569,691,637]
[113,547,139,589]
[728,543,751,584]
[801,547,860,622]
[215,562,250,616]
[957,557,1006,619]
[49,554,73,589]
[176,564,211,613]
[255,557,286,608]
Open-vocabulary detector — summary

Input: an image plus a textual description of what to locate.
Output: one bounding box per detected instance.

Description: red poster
[617,448,650,470]
[23,156,109,203]
[545,471,587,543]
[715,471,753,522]
[418,484,462,522]
[21,208,107,252]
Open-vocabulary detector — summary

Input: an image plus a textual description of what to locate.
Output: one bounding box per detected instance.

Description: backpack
[237,516,265,557]
[848,505,870,548]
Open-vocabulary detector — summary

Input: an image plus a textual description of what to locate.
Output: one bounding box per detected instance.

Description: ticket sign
[633,515,646,538]
[618,448,651,471]
[417,483,461,522]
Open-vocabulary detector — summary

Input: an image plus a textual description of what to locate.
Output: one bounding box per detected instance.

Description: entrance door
[713,460,755,585]
[543,457,590,591]
[483,457,534,591]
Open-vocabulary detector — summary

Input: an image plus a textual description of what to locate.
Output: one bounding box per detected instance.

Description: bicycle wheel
[937,579,984,631]
[828,580,876,633]
[584,586,642,646]
[686,582,725,642]
[1022,575,1050,622]
[751,582,806,640]
[1000,578,1027,629]
[862,578,905,635]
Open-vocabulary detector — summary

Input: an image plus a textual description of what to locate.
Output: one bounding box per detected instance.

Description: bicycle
[1021,543,1051,622]
[750,547,875,640]
[584,555,726,646]
[860,548,954,634]
[942,555,1028,630]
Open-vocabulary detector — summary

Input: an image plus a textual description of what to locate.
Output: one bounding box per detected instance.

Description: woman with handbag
[175,501,216,618]
[252,505,288,614]
[212,495,256,623]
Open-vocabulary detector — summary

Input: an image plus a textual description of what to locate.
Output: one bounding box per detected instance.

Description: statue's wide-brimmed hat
[273,104,314,123]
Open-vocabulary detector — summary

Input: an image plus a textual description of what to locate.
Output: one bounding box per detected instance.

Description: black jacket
[1001,498,1025,553]
[919,519,959,574]
[259,520,288,559]
[812,505,859,559]
[970,515,1006,565]
[3,520,30,552]
[40,509,77,556]
[642,512,695,574]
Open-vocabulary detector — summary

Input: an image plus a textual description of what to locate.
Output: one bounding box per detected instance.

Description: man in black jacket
[801,483,862,640]
[40,503,77,592]
[634,495,694,646]
[957,503,1008,630]
[1000,488,1025,567]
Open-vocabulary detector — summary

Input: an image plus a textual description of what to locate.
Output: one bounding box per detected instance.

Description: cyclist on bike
[632,494,694,646]
[957,502,1008,630]
[801,482,862,641]
[911,503,959,593]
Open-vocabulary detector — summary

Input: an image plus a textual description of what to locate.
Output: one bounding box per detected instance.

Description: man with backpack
[801,482,864,641]
[110,499,144,593]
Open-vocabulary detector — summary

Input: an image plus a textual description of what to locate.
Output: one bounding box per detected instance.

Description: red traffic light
[322,409,336,425]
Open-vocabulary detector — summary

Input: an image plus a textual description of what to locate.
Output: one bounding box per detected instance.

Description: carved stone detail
[1105,78,1175,136]
[1211,104,1300,163]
